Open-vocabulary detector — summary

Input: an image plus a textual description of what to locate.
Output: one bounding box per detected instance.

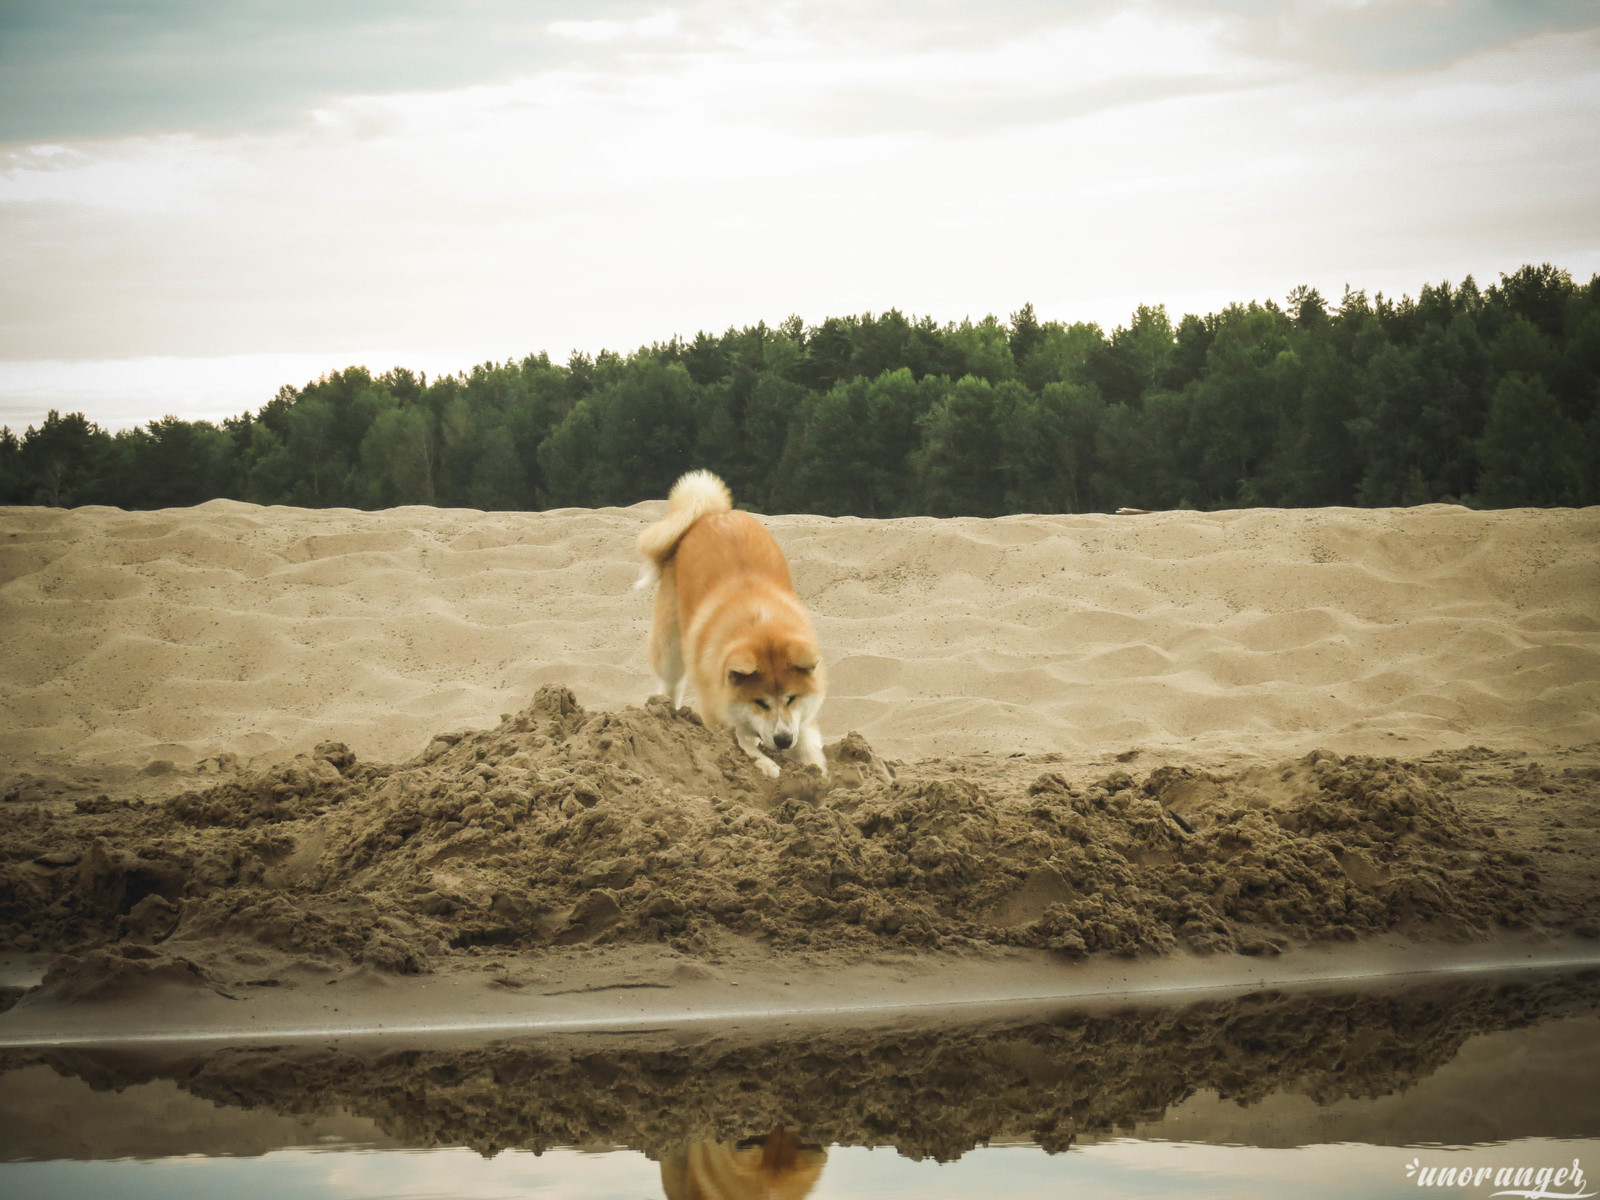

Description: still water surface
[8,1141,1600,1200]
[4,967,1598,1199]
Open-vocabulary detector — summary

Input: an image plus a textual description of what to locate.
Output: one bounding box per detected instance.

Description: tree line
[3,263,1596,515]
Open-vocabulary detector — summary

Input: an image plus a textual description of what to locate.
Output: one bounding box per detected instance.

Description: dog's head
[723,635,823,754]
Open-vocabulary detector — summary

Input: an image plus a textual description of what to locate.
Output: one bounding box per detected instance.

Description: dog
[636,470,826,778]
[660,1129,827,1200]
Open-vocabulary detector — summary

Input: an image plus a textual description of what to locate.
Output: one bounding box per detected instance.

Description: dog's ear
[788,643,819,673]
[726,652,758,682]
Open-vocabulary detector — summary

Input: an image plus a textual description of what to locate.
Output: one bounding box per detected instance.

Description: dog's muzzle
[772,732,793,751]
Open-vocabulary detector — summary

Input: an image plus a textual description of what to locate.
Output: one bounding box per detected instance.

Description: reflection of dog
[659,1128,827,1200]
[636,471,826,778]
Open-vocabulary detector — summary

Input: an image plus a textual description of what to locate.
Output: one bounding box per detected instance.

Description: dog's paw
[754,756,781,779]
[796,753,827,778]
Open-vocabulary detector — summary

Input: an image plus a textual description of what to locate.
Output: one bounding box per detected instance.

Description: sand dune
[1,500,1597,783]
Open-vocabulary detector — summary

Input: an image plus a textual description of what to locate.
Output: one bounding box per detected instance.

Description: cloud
[6,1,1595,145]
[1205,0,1600,73]
[0,0,1596,422]
[0,0,655,142]
[794,10,1280,139]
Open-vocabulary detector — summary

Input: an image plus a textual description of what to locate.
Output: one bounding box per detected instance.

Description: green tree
[1018,321,1105,391]
[359,405,438,506]
[948,315,1016,384]
[1490,263,1573,341]
[1488,315,1561,383]
[0,427,24,504]
[1183,303,1290,506]
[536,397,606,507]
[1008,303,1044,364]
[102,417,237,509]
[1348,345,1433,506]
[1164,313,1214,392]
[540,357,700,506]
[1086,305,1174,405]
[282,396,351,505]
[1348,315,1485,506]
[1475,374,1585,507]
[9,261,1597,517]
[20,411,108,507]
[1002,381,1106,513]
[740,372,809,511]
[467,430,526,510]
[914,375,1018,516]
[786,368,942,516]
[1092,391,1191,510]
[794,317,858,392]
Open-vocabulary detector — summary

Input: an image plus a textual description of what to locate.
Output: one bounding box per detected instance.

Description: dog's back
[672,508,797,622]
[637,471,826,776]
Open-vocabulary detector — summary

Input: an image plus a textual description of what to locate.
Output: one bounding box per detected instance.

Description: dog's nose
[773,732,793,750]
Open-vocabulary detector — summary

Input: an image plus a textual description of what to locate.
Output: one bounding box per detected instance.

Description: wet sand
[2,934,1599,1051]
[5,963,1599,1162]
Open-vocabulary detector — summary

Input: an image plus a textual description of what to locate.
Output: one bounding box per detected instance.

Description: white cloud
[0,137,250,214]
[548,11,683,43]
[1,1,1597,425]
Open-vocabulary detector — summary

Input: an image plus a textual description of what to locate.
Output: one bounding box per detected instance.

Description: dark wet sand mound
[3,687,1595,1005]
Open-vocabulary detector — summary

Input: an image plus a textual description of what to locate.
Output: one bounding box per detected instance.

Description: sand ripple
[1,500,1596,773]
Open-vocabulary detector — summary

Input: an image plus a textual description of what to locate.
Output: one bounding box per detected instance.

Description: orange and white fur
[636,470,826,778]
[660,1129,827,1200]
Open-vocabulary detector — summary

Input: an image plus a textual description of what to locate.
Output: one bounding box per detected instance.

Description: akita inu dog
[660,1128,827,1200]
[636,470,826,778]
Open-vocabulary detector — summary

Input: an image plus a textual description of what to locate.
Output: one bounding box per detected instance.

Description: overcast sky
[2,0,1598,430]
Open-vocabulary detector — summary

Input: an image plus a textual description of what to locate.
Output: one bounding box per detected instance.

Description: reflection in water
[661,1128,826,1200]
[1,967,1598,1167]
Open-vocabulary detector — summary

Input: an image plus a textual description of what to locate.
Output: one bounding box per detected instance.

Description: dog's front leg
[794,722,827,776]
[734,728,782,778]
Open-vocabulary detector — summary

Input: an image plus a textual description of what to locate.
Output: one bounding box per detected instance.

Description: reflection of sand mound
[8,971,1599,1162]
[2,502,1596,785]
[1,688,1584,987]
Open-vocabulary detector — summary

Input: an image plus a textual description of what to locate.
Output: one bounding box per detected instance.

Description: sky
[2,0,1598,431]
[8,1141,1595,1200]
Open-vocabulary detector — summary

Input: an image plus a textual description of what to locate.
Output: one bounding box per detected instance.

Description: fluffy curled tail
[634,470,733,589]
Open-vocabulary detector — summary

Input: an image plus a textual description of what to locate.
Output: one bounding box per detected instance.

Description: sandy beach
[1,500,1597,1032]
[3,500,1597,777]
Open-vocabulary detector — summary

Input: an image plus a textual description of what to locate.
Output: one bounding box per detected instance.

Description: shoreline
[4,934,1598,1051]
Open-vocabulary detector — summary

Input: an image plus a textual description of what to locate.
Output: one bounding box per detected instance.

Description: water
[3,967,1598,1199]
[8,1143,1596,1200]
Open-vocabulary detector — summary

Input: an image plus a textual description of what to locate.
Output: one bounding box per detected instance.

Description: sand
[5,969,1599,1161]
[1,500,1598,1022]
[3,500,1596,779]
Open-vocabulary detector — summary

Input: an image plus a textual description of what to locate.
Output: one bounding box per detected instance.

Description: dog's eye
[785,695,796,705]
[754,699,770,710]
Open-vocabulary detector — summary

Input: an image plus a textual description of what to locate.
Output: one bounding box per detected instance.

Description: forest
[2,263,1596,515]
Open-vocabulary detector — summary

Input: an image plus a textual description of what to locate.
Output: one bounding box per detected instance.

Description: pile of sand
[4,686,1590,999]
